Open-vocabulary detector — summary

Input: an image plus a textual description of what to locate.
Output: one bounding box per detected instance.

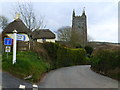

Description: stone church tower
[72,9,87,46]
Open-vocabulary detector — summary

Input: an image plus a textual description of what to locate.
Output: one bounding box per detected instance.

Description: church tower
[72,8,87,46]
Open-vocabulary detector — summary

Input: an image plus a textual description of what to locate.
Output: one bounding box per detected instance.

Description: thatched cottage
[2,17,56,51]
[2,18,56,43]
[32,29,56,43]
[2,18,31,41]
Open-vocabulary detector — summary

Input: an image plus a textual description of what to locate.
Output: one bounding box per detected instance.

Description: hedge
[84,46,93,56]
[91,49,120,80]
[43,42,89,69]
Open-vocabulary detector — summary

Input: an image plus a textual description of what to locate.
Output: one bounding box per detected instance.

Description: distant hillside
[88,41,119,48]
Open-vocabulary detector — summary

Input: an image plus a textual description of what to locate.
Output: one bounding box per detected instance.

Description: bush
[32,42,50,62]
[91,49,120,80]
[84,46,93,56]
[43,42,88,69]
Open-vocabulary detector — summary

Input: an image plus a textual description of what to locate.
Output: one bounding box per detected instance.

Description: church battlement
[74,16,82,18]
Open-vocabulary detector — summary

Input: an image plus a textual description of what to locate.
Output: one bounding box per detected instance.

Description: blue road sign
[4,38,12,45]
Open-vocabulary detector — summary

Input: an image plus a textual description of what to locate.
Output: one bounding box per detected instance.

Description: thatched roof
[2,19,31,34]
[32,29,55,39]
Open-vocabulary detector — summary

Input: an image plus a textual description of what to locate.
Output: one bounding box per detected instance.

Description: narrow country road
[0,65,119,88]
[1,72,33,88]
[40,65,119,88]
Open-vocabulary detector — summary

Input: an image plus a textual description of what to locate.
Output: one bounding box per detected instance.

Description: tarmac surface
[40,65,119,88]
[0,65,119,89]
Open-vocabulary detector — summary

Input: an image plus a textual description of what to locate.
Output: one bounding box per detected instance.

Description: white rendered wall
[37,39,55,43]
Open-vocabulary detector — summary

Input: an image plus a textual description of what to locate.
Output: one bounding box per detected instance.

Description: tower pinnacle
[73,9,75,17]
[82,7,86,15]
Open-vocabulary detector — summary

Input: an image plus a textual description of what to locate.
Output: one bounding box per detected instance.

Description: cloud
[0,0,119,2]
[0,2,118,43]
[88,18,118,42]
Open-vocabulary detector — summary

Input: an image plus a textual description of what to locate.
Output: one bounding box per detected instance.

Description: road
[0,65,119,89]
[40,65,119,88]
[1,72,33,89]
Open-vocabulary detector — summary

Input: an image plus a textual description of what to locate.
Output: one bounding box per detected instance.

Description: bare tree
[12,2,47,50]
[57,26,85,47]
[0,16,8,29]
[57,26,72,42]
[15,2,46,31]
[57,26,93,47]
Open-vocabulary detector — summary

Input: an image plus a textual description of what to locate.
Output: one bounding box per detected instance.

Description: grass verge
[2,51,50,83]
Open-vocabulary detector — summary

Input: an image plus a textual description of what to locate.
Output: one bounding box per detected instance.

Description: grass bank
[2,51,50,83]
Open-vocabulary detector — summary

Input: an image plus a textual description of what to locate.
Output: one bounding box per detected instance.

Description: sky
[0,0,119,43]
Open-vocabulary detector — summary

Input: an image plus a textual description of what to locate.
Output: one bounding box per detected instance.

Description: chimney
[14,13,20,20]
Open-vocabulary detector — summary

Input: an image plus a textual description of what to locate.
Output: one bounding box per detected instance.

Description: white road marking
[19,84,25,89]
[33,84,38,88]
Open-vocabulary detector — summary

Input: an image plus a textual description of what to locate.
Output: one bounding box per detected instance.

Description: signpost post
[13,30,17,64]
[12,30,26,64]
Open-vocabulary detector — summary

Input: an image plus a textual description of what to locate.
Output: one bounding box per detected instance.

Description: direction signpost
[4,30,26,64]
[12,30,26,64]
[17,34,25,41]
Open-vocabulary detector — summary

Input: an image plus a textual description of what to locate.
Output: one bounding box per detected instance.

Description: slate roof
[32,29,55,39]
[2,19,31,34]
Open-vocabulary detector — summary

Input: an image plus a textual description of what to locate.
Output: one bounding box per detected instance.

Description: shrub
[73,43,82,48]
[92,50,119,70]
[84,46,93,56]
[91,48,120,80]
[43,42,88,69]
[32,42,50,61]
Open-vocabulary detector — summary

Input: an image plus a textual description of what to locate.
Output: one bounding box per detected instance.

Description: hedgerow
[43,42,89,69]
[91,48,120,80]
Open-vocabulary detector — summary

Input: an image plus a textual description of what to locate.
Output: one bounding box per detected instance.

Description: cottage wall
[37,39,55,43]
[46,39,55,43]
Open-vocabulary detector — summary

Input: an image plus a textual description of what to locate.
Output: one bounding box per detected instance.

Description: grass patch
[2,51,50,83]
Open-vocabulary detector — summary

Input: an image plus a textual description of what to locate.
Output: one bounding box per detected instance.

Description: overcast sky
[0,0,119,43]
